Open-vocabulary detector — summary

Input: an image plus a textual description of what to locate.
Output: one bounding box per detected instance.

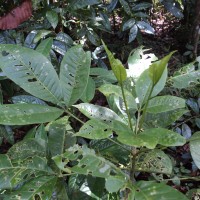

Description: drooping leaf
[135,181,189,200]
[102,41,127,84]
[60,45,91,106]
[74,103,124,124]
[0,104,63,125]
[75,119,112,139]
[36,37,53,57]
[0,44,63,104]
[148,51,175,85]
[105,176,125,193]
[46,10,58,29]
[129,25,138,43]
[122,18,135,31]
[181,123,192,139]
[87,29,100,46]
[146,95,185,113]
[5,176,57,200]
[137,21,155,34]
[189,132,200,169]
[135,150,172,174]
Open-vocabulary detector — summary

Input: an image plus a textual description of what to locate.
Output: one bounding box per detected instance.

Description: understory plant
[0,40,199,199]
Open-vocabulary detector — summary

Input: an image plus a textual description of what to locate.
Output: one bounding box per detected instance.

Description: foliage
[0,0,199,199]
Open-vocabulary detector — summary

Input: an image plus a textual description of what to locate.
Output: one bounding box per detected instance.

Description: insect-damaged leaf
[60,45,91,106]
[0,104,63,125]
[0,44,63,104]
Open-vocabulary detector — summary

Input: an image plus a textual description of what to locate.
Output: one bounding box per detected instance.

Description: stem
[64,109,85,124]
[137,84,154,132]
[120,82,133,131]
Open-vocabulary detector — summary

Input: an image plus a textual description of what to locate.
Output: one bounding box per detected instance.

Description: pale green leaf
[75,119,112,139]
[149,51,175,85]
[74,103,124,124]
[189,132,200,169]
[135,150,172,174]
[102,41,127,84]
[0,44,63,104]
[60,45,91,106]
[98,84,137,109]
[105,176,125,193]
[0,104,63,125]
[146,95,185,113]
[136,68,167,106]
[135,181,189,200]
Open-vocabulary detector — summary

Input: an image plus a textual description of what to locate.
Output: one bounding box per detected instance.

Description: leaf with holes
[0,44,63,104]
[146,95,185,113]
[135,150,172,174]
[60,45,91,106]
[47,116,76,157]
[53,145,127,192]
[4,176,57,200]
[74,103,124,124]
[7,138,46,161]
[0,154,54,190]
[75,119,112,139]
[135,181,189,200]
[0,104,63,125]
[189,132,200,169]
[149,51,175,85]
[102,41,127,84]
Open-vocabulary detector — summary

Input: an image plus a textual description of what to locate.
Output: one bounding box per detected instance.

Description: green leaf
[98,84,137,109]
[122,18,135,31]
[119,0,132,15]
[87,29,100,46]
[11,95,47,105]
[105,176,125,193]
[36,38,53,57]
[0,44,63,104]
[0,125,14,144]
[33,30,52,43]
[129,25,138,43]
[75,119,112,139]
[53,145,127,192]
[136,68,167,106]
[69,0,100,10]
[60,45,91,106]
[0,104,63,125]
[46,10,58,29]
[48,116,75,157]
[135,181,189,200]
[189,132,200,169]
[144,109,188,128]
[74,103,124,124]
[149,51,175,85]
[102,41,127,84]
[146,95,185,113]
[0,154,54,190]
[5,176,57,200]
[7,138,46,161]
[135,150,172,174]
[80,77,95,102]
